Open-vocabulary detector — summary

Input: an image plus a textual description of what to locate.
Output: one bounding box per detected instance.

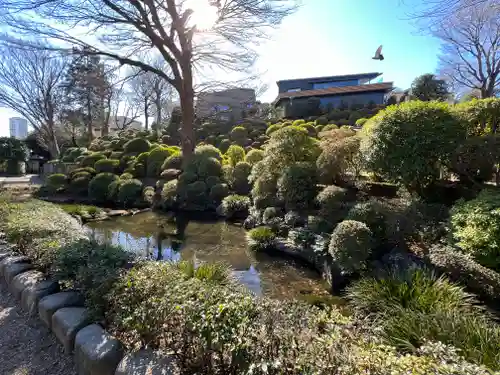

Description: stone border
[0,242,176,375]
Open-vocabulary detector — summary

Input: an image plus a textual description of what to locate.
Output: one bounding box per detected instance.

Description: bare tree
[0,45,67,157]
[433,1,500,98]
[107,81,143,131]
[129,69,155,130]
[406,0,493,20]
[0,0,297,156]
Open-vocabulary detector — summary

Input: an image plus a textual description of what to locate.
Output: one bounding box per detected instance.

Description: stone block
[75,324,124,375]
[38,291,84,328]
[0,255,30,277]
[52,307,92,353]
[21,279,60,316]
[0,252,13,262]
[115,350,176,375]
[9,270,45,299]
[4,263,34,285]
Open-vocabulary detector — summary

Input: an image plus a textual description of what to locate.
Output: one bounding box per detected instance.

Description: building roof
[276,72,383,85]
[274,82,394,104]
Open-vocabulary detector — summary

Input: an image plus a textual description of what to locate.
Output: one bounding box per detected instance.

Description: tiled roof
[275,82,394,103]
[276,72,382,84]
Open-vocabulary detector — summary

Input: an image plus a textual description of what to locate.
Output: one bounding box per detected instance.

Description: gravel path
[0,284,76,375]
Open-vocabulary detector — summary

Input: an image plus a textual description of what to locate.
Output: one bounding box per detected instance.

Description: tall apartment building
[9,117,28,139]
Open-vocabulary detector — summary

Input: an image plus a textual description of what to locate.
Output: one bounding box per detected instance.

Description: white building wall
[9,117,28,139]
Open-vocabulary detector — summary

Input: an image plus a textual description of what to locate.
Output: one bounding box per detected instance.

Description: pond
[86,211,330,300]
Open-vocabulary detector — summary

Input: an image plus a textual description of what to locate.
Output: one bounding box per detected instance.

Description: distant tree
[411,73,450,101]
[60,47,113,141]
[0,45,67,157]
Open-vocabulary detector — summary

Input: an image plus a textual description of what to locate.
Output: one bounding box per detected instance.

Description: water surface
[86,212,329,299]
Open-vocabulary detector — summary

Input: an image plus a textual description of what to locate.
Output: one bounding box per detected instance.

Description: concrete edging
[0,244,176,375]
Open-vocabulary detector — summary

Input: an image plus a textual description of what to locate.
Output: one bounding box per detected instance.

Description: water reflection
[86,212,328,299]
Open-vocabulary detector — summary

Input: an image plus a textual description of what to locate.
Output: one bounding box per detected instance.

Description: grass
[60,204,103,217]
[175,259,232,284]
[246,226,277,251]
[347,268,500,370]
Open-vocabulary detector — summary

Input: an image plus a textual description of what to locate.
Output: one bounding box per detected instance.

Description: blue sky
[0,0,441,137]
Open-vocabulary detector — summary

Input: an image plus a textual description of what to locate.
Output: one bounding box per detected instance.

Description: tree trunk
[144,98,149,130]
[156,89,161,141]
[47,122,60,159]
[179,75,195,158]
[86,95,93,143]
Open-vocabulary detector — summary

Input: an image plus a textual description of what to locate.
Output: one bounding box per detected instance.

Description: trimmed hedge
[80,153,106,168]
[123,138,151,154]
[95,158,120,174]
[88,173,119,203]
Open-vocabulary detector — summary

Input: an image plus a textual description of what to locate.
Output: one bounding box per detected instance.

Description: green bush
[119,173,133,180]
[363,101,466,194]
[218,194,250,220]
[218,139,231,153]
[300,123,316,136]
[429,244,500,303]
[227,161,251,195]
[348,268,500,369]
[117,179,143,207]
[136,151,150,165]
[329,220,373,275]
[316,185,348,221]
[315,116,328,126]
[141,186,155,207]
[110,151,123,160]
[317,132,361,184]
[225,145,245,166]
[45,173,67,191]
[247,226,277,251]
[185,155,222,179]
[346,201,386,245]
[265,124,282,136]
[69,167,95,180]
[161,180,178,209]
[147,147,172,177]
[123,137,151,154]
[88,173,119,203]
[209,183,229,203]
[95,158,120,174]
[292,119,305,126]
[194,144,222,160]
[70,176,91,195]
[53,239,131,317]
[175,260,231,285]
[454,97,500,136]
[205,175,221,189]
[450,189,500,271]
[160,168,181,181]
[244,149,264,166]
[178,172,197,185]
[277,162,318,210]
[262,206,282,224]
[230,126,248,142]
[322,124,338,132]
[161,154,183,170]
[80,153,106,168]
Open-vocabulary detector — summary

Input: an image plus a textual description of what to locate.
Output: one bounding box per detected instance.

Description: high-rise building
[9,117,28,139]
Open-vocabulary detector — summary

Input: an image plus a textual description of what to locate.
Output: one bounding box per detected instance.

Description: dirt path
[0,284,75,375]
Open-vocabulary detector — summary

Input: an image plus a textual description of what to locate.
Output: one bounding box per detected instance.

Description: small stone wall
[0,239,177,375]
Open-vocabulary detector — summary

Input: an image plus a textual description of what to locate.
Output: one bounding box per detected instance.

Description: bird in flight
[372,45,384,61]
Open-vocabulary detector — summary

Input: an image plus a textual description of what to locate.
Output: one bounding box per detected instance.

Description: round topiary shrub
[70,176,91,195]
[300,123,316,136]
[329,220,373,275]
[162,154,183,171]
[72,171,92,181]
[450,189,500,271]
[123,138,151,154]
[161,180,178,209]
[70,167,96,179]
[230,126,248,143]
[263,206,282,224]
[218,194,250,219]
[206,175,222,189]
[95,159,120,174]
[88,173,119,203]
[355,118,368,127]
[316,185,349,224]
[46,173,67,191]
[322,124,338,132]
[218,139,231,153]
[120,173,133,180]
[292,119,306,126]
[194,144,222,160]
[147,147,172,177]
[110,151,123,160]
[107,179,123,202]
[266,124,282,136]
[277,162,318,210]
[178,172,197,185]
[117,179,143,207]
[210,183,230,204]
[244,149,264,166]
[185,156,222,179]
[80,153,106,168]
[225,145,245,167]
[346,201,387,245]
[363,101,466,195]
[229,161,251,195]
[247,226,277,251]
[136,151,150,165]
[131,162,146,178]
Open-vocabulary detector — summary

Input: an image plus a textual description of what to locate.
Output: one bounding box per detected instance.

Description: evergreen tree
[411,73,450,101]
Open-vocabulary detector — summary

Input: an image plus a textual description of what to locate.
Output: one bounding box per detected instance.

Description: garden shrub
[429,244,500,303]
[161,154,183,170]
[218,194,250,220]
[160,169,181,181]
[348,268,500,369]
[300,123,316,136]
[449,189,500,271]
[95,158,120,174]
[178,172,197,185]
[194,144,222,160]
[186,155,222,179]
[262,206,282,224]
[209,183,229,204]
[230,126,248,143]
[218,139,231,153]
[123,137,151,154]
[346,201,387,245]
[175,260,231,285]
[315,185,349,225]
[119,173,133,180]
[71,171,91,181]
[265,124,282,136]
[161,180,178,209]
[315,116,328,126]
[136,151,150,165]
[454,97,500,136]
[70,176,91,195]
[355,117,368,127]
[80,153,106,168]
[225,145,245,166]
[69,167,96,180]
[329,220,373,275]
[141,186,155,207]
[131,162,146,178]
[45,173,67,191]
[116,179,143,207]
[227,161,251,195]
[53,239,131,317]
[205,175,221,189]
[362,101,466,195]
[292,119,305,126]
[322,124,338,132]
[110,151,123,160]
[88,173,119,203]
[277,162,318,210]
[247,226,277,251]
[244,149,264,166]
[147,147,171,177]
